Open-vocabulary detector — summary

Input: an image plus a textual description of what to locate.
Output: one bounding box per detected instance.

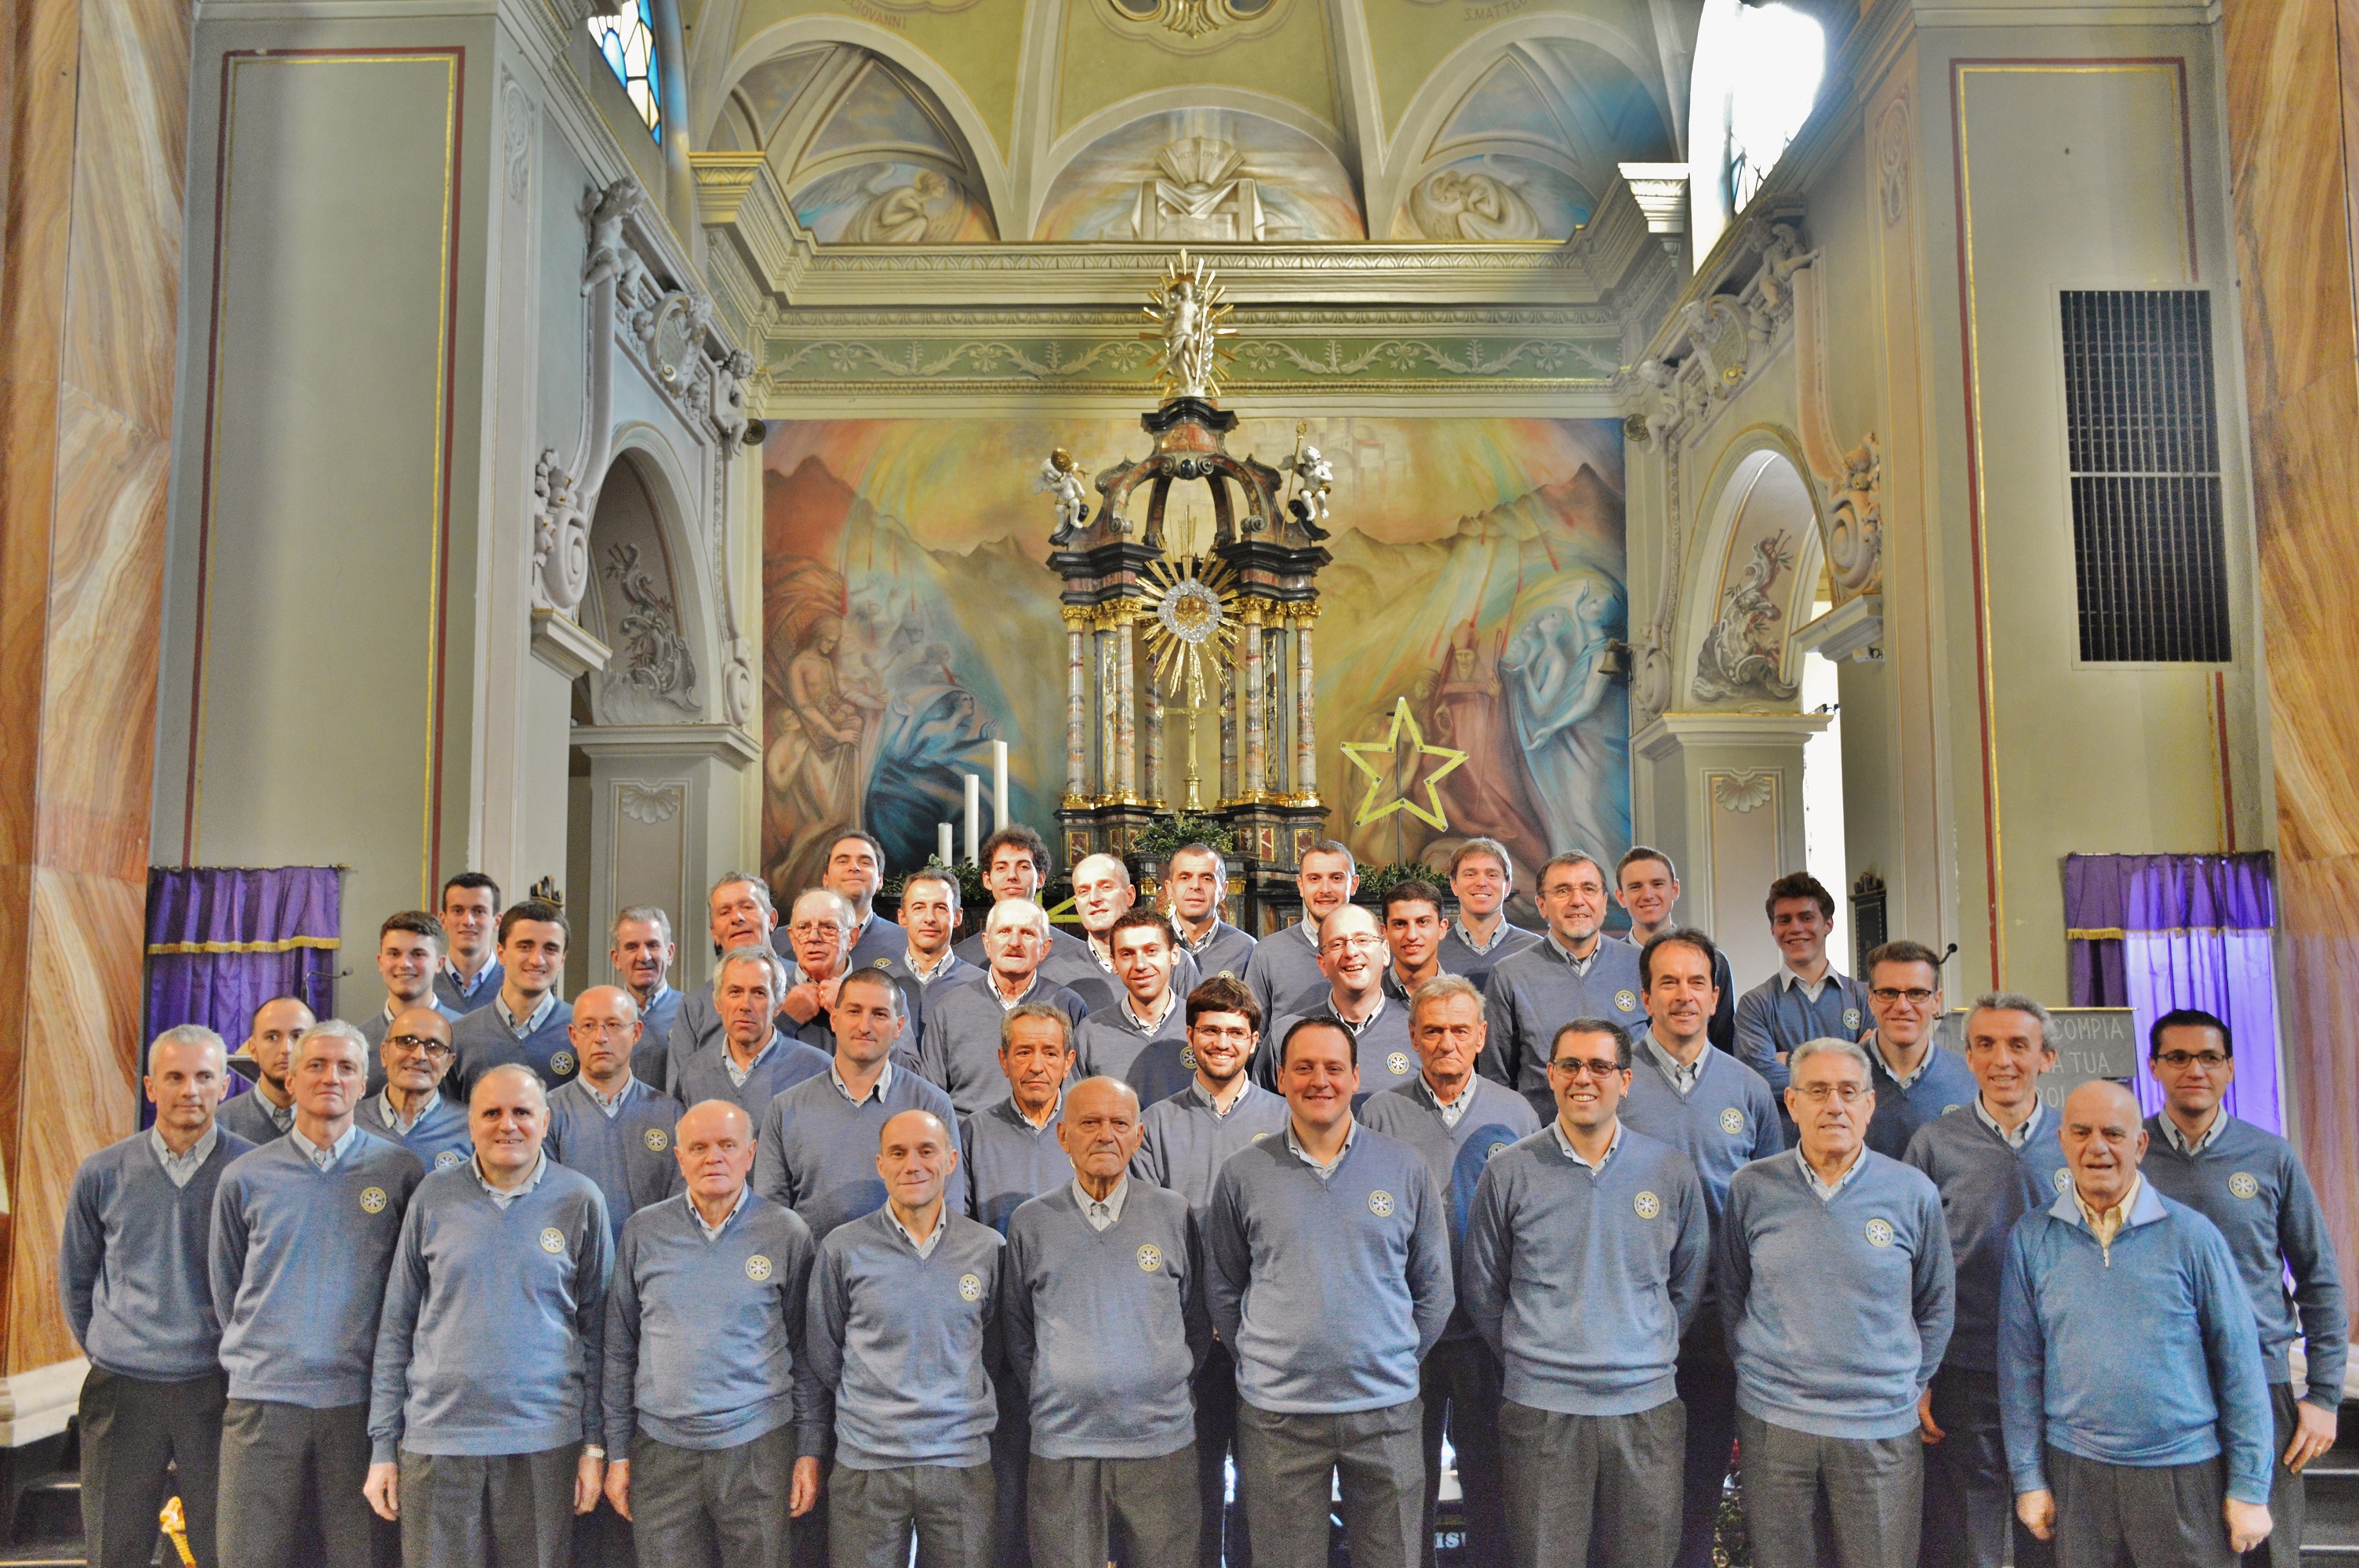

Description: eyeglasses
[1869,987,1937,1005]
[2154,1050,2230,1069]
[386,1034,454,1058]
[1794,1083,1866,1104]
[1192,1025,1255,1043]
[789,921,845,938]
[1322,935,1386,955]
[1550,1058,1625,1079]
[574,1022,638,1039]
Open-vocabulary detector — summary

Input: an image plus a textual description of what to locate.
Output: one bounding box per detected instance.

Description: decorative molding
[500,73,535,205]
[0,1360,88,1447]
[571,721,761,764]
[1791,593,1885,662]
[616,781,685,823]
[1875,95,1911,229]
[1711,770,1776,813]
[532,608,614,678]
[1630,709,1831,760]
[601,542,699,710]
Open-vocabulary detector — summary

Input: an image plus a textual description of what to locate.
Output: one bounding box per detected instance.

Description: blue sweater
[547,1077,687,1241]
[1999,1181,2272,1501]
[1242,921,1329,1023]
[212,1131,425,1405]
[1435,922,1542,990]
[1074,1000,1190,1105]
[1205,1124,1453,1414]
[808,1207,1004,1469]
[1178,920,1256,983]
[960,1098,1074,1235]
[449,996,579,1098]
[876,953,982,1043]
[1357,1076,1541,1339]
[663,988,726,1088]
[603,1192,820,1457]
[1904,1104,2070,1371]
[1460,1124,1710,1415]
[1479,938,1648,1121]
[367,1159,613,1461]
[1719,1149,1954,1439]
[216,1087,295,1145]
[1617,1036,1786,1239]
[1256,995,1417,1106]
[2143,1113,2349,1402]
[915,973,1088,1116]
[1043,944,1199,1019]
[62,1129,255,1381]
[1003,1182,1209,1460]
[434,959,504,1016]
[1732,968,1871,1094]
[753,1065,965,1240]
[1129,1080,1291,1217]
[1863,1044,1980,1160]
[671,1033,832,1127]
[353,1090,474,1173]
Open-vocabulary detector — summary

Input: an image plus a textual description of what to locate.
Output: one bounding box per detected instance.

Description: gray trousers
[1738,1410,1922,1568]
[1420,1339,1507,1568]
[630,1425,794,1568]
[2245,1384,2306,1568]
[827,1461,994,1568]
[1921,1366,2053,1568]
[397,1442,582,1568]
[1235,1398,1424,1568]
[218,1398,380,1568]
[80,1367,226,1568]
[2046,1444,2235,1568]
[1027,1445,1200,1568]
[1499,1396,1685,1568]
[1192,1344,1249,1568]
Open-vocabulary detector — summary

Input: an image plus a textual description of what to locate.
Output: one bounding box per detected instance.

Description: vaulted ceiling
[681,0,1693,245]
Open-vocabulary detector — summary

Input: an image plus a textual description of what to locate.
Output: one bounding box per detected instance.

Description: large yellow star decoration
[1339,698,1468,830]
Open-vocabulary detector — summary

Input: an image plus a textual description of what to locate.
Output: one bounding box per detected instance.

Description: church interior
[6,0,2359,1546]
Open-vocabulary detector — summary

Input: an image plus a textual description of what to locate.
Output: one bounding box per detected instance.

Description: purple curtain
[2064,852,2281,1131]
[144,868,343,1120]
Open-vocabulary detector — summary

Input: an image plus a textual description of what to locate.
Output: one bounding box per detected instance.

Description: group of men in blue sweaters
[61,823,2345,1568]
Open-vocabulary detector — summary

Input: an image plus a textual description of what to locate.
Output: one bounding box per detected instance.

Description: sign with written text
[1933,1007,2139,1110]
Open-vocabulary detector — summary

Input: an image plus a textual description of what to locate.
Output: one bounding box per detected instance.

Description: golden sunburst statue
[1140,249,1236,401]
[1139,556,1241,809]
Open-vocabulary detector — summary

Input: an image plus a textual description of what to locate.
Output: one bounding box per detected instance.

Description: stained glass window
[588,0,662,143]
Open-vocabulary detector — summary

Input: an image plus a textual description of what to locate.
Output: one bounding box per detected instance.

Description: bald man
[809,1109,1004,1568]
[220,996,314,1144]
[1005,1076,1209,1568]
[1044,854,1199,1016]
[354,1006,473,1171]
[2001,1080,2274,1568]
[547,987,684,1242]
[365,1064,614,1568]
[1258,905,1417,1106]
[603,1101,821,1568]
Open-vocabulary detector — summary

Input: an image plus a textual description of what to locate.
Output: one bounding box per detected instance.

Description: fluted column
[1295,610,1317,798]
[1242,601,1267,798]
[1063,613,1087,800]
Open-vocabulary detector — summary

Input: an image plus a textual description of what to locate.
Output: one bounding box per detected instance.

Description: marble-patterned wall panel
[179,51,464,926]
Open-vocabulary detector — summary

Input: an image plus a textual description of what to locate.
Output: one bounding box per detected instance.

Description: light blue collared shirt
[495,991,559,1036]
[474,1150,549,1212]
[1642,1032,1707,1095]
[2159,1109,2229,1155]
[289,1120,362,1171]
[150,1124,220,1189]
[1972,1095,2046,1150]
[690,1183,751,1241]
[1075,1176,1130,1231]
[1550,1116,1626,1174]
[1284,1117,1358,1180]
[831,1058,894,1105]
[1797,1145,1869,1202]
[885,1202,948,1259]
[724,1033,781,1088]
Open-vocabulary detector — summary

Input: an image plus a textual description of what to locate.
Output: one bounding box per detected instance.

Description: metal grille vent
[2059,290,2230,663]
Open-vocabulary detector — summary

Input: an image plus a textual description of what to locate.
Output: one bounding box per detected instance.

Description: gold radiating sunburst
[1138,556,1240,704]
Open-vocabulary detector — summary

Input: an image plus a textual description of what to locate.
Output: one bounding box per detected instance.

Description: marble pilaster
[1063,620,1087,800]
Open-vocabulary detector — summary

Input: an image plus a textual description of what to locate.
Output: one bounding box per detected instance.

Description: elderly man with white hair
[917,897,1085,1116]
[364,1062,615,1567]
[778,888,863,1052]
[1718,1036,1954,1568]
[674,946,833,1123]
[62,1023,255,1568]
[663,873,783,1086]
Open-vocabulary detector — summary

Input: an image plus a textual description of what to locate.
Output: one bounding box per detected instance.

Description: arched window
[1686,0,1825,262]
[589,0,663,143]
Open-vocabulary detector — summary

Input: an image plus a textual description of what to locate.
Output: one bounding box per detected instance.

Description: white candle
[992,740,1009,833]
[963,774,980,864]
[937,822,954,866]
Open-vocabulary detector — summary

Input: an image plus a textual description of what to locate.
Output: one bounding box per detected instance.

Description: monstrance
[1138,556,1240,810]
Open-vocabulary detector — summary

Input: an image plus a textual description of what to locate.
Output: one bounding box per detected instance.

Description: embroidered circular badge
[1180,1046,1197,1070]
[1487,1142,1510,1161]
[1843,1009,1862,1030]
[1137,1243,1164,1272]
[435,1150,465,1171]
[1944,1103,1961,1115]
[2054,1167,2071,1195]
[359,1186,388,1214]
[1250,1131,1274,1142]
[745,1254,773,1282]
[643,1128,669,1152]
[539,1226,567,1254]
[874,957,891,968]
[550,1051,576,1076]
[1369,1189,1397,1218]
[1864,1218,1896,1248]
[1218,969,1235,980]
[1718,1108,1745,1136]
[1615,990,1638,1013]
[1634,1190,1663,1220]
[958,1272,983,1301]
[2229,1171,2261,1200]
[1386,1051,1410,1078]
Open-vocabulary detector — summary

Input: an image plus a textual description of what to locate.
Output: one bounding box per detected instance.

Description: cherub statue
[1284,440,1334,541]
[1038,448,1093,546]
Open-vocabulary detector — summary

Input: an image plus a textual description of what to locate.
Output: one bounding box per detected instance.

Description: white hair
[985,896,1052,941]
[714,944,790,997]
[294,1018,371,1068]
[148,1024,227,1072]
[1789,1036,1873,1081]
[790,887,856,930]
